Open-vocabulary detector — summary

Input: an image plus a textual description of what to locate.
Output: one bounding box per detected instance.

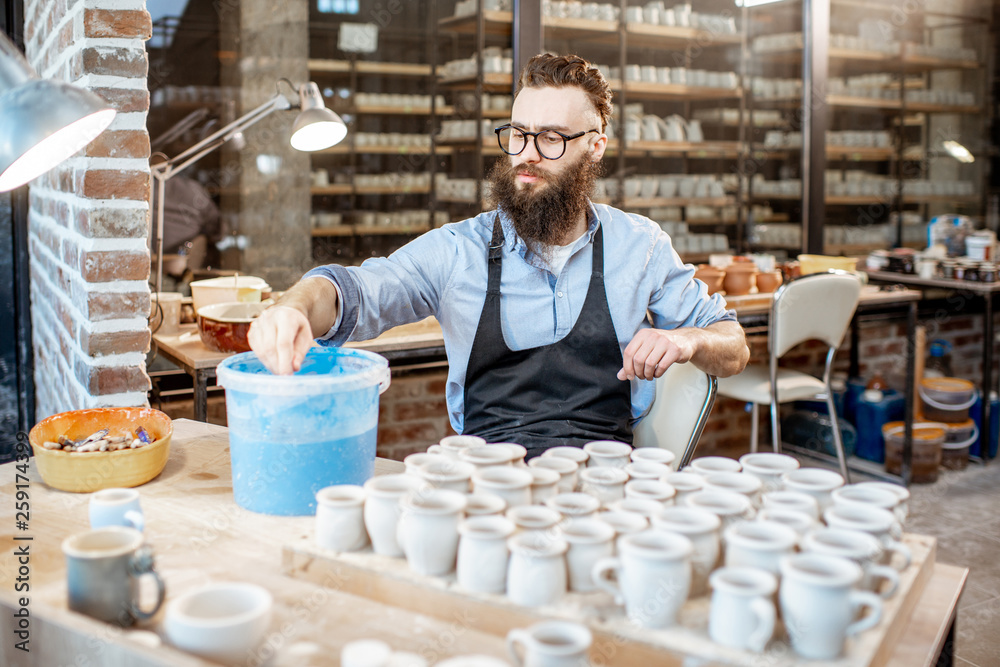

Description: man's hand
[618,328,697,381]
[618,320,749,380]
[247,305,315,375]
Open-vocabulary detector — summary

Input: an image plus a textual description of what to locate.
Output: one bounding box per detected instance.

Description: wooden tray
[283,533,936,666]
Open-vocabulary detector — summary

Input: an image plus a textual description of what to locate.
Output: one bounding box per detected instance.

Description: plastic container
[970,391,1000,459]
[941,420,978,470]
[966,233,994,261]
[883,421,946,483]
[797,254,858,275]
[925,340,953,378]
[781,410,857,459]
[843,377,868,426]
[216,347,391,515]
[919,377,976,423]
[190,276,270,314]
[854,389,906,463]
[793,378,846,418]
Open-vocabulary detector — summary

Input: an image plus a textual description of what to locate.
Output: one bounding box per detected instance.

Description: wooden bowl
[28,407,173,492]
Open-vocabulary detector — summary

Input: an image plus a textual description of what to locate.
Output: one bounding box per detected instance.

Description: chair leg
[770,400,782,454]
[750,403,759,453]
[826,389,851,483]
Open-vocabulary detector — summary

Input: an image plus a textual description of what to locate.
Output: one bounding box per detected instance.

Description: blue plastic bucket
[216,347,390,515]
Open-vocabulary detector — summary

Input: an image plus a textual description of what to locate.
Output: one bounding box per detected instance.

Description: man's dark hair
[516,53,613,132]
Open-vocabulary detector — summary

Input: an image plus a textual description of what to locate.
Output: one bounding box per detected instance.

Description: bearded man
[249,53,748,458]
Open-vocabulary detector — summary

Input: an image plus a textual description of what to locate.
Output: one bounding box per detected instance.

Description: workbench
[0,420,968,666]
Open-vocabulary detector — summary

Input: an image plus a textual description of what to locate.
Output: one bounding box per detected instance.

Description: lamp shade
[289,82,347,151]
[0,33,115,192]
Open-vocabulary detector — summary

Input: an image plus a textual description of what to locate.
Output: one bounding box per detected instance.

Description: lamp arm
[152,92,293,181]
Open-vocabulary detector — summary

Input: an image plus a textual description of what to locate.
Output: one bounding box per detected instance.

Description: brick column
[23,0,153,418]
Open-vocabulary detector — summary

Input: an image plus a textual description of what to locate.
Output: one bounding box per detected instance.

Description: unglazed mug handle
[846,590,882,636]
[592,557,623,604]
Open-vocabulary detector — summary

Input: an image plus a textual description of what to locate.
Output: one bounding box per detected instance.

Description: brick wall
[23,0,153,418]
[375,367,455,462]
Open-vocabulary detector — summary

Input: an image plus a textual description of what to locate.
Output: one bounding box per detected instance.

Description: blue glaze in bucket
[216,347,390,515]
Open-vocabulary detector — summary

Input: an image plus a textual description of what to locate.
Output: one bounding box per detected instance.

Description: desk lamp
[0,33,116,192]
[150,79,347,304]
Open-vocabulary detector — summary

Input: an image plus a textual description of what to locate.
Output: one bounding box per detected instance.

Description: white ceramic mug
[724,520,798,576]
[492,443,528,467]
[650,506,721,596]
[315,485,368,552]
[543,446,589,468]
[363,474,431,557]
[416,458,476,493]
[623,479,676,504]
[507,620,592,667]
[661,471,704,504]
[460,446,515,470]
[473,467,534,508]
[702,472,762,506]
[593,530,693,629]
[164,583,272,663]
[738,453,800,492]
[583,441,632,468]
[831,485,902,524]
[607,497,663,519]
[761,490,819,520]
[595,510,649,548]
[855,481,910,524]
[756,508,818,539]
[578,467,629,505]
[463,492,508,517]
[709,567,777,652]
[630,448,676,468]
[562,518,616,592]
[506,532,569,607]
[528,467,561,503]
[404,452,446,476]
[779,553,883,660]
[781,468,844,512]
[688,456,742,476]
[624,460,672,481]
[89,488,144,532]
[506,505,562,534]
[545,493,601,526]
[683,489,753,532]
[397,489,467,576]
[823,505,911,568]
[529,456,579,494]
[457,515,515,594]
[429,435,487,460]
[802,527,900,598]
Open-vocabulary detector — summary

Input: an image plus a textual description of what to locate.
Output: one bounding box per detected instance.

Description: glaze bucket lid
[217,347,390,396]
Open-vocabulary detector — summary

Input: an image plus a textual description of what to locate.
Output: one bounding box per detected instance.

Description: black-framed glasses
[494,124,600,160]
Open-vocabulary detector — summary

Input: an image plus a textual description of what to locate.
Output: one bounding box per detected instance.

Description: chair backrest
[632,361,718,468]
[771,271,862,359]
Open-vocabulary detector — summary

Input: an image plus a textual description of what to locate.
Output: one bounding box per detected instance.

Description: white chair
[633,361,718,469]
[717,271,862,481]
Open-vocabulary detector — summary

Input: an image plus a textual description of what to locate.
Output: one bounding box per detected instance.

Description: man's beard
[487,153,603,260]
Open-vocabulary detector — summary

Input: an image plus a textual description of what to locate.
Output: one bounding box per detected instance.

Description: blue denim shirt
[305,202,736,434]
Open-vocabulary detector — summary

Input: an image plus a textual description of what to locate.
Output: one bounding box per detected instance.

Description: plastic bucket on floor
[883,421,946,484]
[941,420,978,470]
[216,347,390,515]
[919,377,977,423]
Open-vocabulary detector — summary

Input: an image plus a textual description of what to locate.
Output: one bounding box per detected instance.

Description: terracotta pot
[756,270,784,293]
[197,302,267,353]
[694,264,726,296]
[723,265,758,296]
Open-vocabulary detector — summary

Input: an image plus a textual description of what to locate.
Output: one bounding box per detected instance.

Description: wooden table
[0,420,968,666]
[866,270,1000,463]
[152,317,446,422]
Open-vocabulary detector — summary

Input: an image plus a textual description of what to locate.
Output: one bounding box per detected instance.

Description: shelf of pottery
[746,1,990,256]
[306,58,452,260]
[289,444,933,665]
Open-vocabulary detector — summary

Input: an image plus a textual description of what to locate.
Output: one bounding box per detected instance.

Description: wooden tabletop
[0,420,506,666]
[727,284,922,318]
[0,420,967,666]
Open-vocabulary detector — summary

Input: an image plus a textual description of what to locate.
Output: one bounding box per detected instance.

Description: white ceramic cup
[781,468,844,513]
[823,505,912,569]
[416,458,476,493]
[802,527,900,598]
[761,490,820,520]
[506,505,563,534]
[703,472,763,506]
[545,493,601,526]
[404,452,446,476]
[583,440,632,468]
[855,481,910,524]
[473,467,534,508]
[607,497,663,519]
[562,518,616,592]
[89,488,144,532]
[738,452,800,492]
[315,485,368,552]
[492,443,528,467]
[429,435,487,460]
[756,508,818,539]
[661,471,704,504]
[630,448,676,468]
[457,515,516,594]
[362,474,431,557]
[579,467,629,505]
[593,530,693,629]
[650,506,721,596]
[831,485,902,523]
[724,520,798,576]
[709,567,777,652]
[460,446,516,470]
[164,583,272,664]
[528,467,562,504]
[529,456,579,494]
[506,532,569,607]
[688,456,742,476]
[683,489,753,532]
[595,510,649,547]
[624,461,672,482]
[507,620,592,667]
[396,488,467,576]
[779,553,883,660]
[543,446,589,467]
[464,492,508,517]
[151,292,183,335]
[623,479,676,504]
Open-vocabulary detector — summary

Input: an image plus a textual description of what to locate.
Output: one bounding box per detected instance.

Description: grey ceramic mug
[62,526,165,626]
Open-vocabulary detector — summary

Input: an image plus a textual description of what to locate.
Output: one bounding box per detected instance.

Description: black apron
[462,214,633,459]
